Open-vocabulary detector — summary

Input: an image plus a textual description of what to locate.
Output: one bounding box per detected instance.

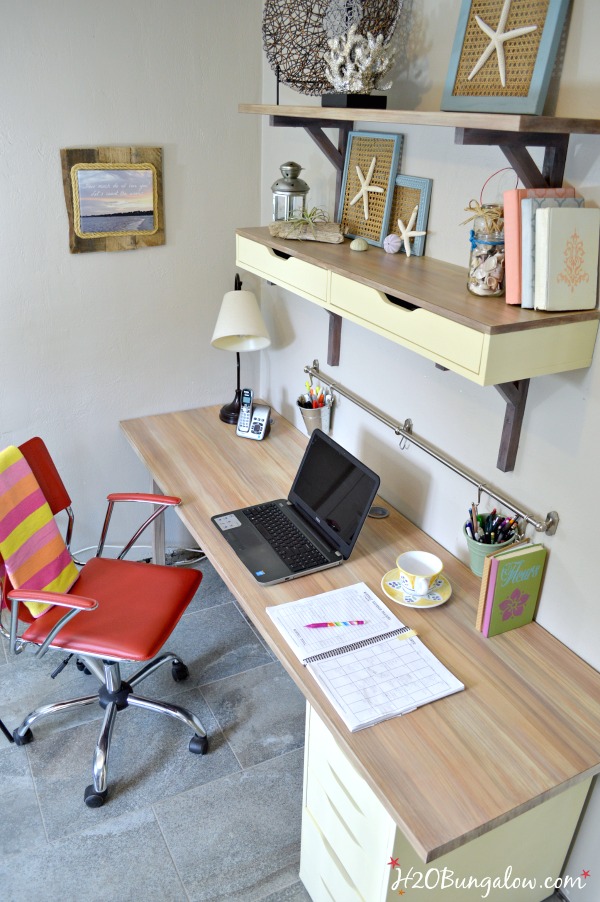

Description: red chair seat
[22,557,201,661]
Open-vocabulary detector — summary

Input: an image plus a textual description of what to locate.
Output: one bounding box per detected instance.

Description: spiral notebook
[267,583,464,732]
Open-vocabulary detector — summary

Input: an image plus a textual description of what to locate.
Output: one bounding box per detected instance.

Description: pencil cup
[463,517,515,577]
[297,395,333,435]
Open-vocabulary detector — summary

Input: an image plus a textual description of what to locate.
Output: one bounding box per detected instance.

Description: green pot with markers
[463,513,515,577]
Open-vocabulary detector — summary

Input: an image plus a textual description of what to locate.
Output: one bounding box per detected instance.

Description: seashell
[383,233,402,254]
[350,237,368,252]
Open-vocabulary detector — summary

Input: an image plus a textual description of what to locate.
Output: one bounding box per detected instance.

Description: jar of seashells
[467,204,505,297]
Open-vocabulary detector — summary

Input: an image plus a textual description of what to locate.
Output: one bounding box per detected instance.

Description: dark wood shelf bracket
[494,379,530,472]
[455,128,570,189]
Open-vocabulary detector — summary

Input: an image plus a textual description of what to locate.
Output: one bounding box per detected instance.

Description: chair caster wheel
[172,661,189,682]
[189,734,208,755]
[84,785,109,808]
[13,728,34,746]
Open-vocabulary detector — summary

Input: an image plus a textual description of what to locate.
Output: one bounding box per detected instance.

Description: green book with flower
[481,544,547,638]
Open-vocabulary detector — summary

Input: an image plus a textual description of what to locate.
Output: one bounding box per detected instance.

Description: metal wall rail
[304,360,559,535]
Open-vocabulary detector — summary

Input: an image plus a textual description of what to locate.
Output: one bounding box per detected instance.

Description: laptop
[211,429,380,585]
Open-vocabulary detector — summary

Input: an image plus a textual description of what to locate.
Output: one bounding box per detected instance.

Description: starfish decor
[468,0,537,88]
[349,156,383,221]
[397,205,426,257]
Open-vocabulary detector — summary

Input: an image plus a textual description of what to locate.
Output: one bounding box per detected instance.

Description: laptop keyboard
[243,503,329,573]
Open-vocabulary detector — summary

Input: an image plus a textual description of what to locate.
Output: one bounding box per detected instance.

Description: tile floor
[0,560,311,902]
[0,559,566,902]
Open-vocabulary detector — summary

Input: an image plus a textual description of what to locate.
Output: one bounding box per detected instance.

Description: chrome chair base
[13,651,208,807]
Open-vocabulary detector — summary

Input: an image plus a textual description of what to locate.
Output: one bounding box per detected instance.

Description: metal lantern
[271,161,309,221]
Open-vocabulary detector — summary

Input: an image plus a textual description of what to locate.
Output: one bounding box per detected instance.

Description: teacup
[396,551,443,596]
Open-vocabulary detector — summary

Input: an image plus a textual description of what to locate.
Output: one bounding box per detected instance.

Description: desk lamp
[211,274,271,424]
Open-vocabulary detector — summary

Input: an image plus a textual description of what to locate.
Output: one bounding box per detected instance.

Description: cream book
[534,207,600,311]
[267,583,463,732]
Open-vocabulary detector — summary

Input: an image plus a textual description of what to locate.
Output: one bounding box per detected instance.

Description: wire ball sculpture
[262,0,402,96]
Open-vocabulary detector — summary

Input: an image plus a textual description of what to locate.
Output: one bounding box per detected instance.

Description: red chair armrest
[107,493,181,505]
[7,589,98,611]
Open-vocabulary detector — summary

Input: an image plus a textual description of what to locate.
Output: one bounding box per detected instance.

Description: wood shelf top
[239,103,600,135]
[238,227,600,335]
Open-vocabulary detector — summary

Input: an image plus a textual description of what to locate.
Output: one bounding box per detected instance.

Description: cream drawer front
[300,808,363,902]
[307,707,389,831]
[305,709,394,900]
[236,235,328,305]
[330,273,484,376]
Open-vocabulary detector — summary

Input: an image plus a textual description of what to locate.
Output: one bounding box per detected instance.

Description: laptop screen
[288,429,380,559]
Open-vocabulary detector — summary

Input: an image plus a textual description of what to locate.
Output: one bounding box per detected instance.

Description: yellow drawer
[330,273,484,376]
[300,807,363,902]
[236,235,328,305]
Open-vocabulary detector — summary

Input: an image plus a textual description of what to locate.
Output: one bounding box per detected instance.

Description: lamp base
[219,390,242,424]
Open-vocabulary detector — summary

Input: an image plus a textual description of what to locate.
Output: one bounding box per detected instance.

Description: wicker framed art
[388,175,432,257]
[441,0,570,114]
[337,131,403,246]
[61,146,165,254]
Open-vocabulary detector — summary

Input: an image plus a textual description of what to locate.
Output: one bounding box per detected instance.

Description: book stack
[503,187,600,311]
[475,542,548,638]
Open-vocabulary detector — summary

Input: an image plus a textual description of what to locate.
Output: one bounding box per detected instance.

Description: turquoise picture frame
[441,0,570,115]
[337,131,404,247]
[390,175,432,257]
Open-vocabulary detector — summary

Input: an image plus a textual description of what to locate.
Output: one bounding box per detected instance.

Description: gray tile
[202,660,306,767]
[186,557,237,613]
[155,748,304,902]
[0,743,46,854]
[26,682,240,840]
[260,881,312,902]
[0,806,187,902]
[0,646,106,742]
[121,601,274,698]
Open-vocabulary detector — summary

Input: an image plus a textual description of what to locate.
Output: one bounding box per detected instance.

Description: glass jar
[467,204,505,297]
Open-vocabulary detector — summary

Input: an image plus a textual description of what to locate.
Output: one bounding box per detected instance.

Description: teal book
[481,544,547,638]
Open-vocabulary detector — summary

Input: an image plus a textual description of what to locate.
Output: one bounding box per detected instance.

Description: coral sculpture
[324,24,395,94]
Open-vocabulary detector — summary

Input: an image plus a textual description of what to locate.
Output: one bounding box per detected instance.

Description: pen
[305,620,365,628]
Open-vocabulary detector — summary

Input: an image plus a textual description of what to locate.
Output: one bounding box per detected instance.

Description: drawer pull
[386,293,418,312]
[272,248,291,260]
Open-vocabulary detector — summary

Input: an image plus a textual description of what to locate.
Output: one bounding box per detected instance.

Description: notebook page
[266,582,404,664]
[307,633,464,732]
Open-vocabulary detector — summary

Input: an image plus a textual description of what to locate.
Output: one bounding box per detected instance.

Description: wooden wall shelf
[236,227,599,471]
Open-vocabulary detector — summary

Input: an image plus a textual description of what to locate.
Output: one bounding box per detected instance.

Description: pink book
[503,186,576,305]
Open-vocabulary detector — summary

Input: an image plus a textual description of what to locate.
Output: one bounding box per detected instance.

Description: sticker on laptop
[214,514,242,531]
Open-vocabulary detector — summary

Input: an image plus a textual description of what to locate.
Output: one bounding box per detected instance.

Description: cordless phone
[235,388,271,440]
[236,388,253,434]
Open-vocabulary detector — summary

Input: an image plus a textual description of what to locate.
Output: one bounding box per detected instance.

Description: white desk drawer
[237,235,328,305]
[330,273,484,376]
[300,807,363,902]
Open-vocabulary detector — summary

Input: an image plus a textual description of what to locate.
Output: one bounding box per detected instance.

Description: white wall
[256,1,599,893]
[1,0,263,551]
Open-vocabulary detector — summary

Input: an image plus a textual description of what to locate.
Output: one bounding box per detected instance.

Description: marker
[305,620,365,628]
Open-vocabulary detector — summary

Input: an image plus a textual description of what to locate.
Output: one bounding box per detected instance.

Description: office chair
[0,437,208,808]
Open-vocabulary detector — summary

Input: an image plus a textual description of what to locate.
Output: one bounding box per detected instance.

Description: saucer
[381,570,452,608]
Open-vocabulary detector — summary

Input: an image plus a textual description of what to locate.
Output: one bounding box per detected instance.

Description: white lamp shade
[211,290,271,352]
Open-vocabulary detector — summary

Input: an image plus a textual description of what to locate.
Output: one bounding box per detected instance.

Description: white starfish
[468,0,537,88]
[349,156,383,221]
[397,205,426,257]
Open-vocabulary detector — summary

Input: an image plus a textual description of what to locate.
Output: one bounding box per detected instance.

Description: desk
[121,406,600,901]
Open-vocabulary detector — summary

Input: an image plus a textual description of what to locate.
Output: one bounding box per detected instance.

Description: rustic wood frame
[441,0,570,115]
[389,174,432,257]
[60,146,165,253]
[337,131,403,247]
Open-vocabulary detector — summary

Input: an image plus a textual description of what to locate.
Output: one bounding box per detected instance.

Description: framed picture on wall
[337,131,404,247]
[60,147,165,253]
[441,0,571,114]
[388,175,432,257]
